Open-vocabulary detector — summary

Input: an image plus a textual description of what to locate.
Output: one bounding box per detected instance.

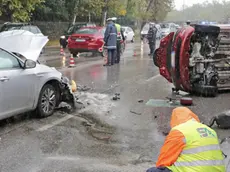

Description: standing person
[147,22,157,56]
[103,18,117,66]
[146,107,226,172]
[111,17,125,64]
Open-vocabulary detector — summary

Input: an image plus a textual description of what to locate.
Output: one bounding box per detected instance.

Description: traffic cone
[133,51,137,56]
[69,54,75,68]
[62,56,66,67]
[103,53,108,66]
[60,46,64,55]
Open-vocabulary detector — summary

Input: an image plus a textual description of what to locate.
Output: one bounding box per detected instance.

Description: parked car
[68,26,105,57]
[155,24,162,39]
[141,23,150,40]
[60,22,96,48]
[141,23,162,40]
[121,26,135,42]
[0,31,75,120]
[0,22,43,36]
[160,23,177,38]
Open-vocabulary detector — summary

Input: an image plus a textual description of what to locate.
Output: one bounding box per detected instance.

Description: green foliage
[0,0,44,22]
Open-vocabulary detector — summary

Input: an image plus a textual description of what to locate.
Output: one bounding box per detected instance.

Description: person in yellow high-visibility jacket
[111,17,125,64]
[146,107,226,172]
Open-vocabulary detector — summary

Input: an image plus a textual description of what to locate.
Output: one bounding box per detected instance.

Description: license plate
[75,39,85,42]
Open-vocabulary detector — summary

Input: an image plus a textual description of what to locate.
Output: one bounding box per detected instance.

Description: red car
[154,24,230,97]
[68,26,105,56]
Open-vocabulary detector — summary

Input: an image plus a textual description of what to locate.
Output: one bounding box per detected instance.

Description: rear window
[75,28,98,34]
[0,25,23,32]
[161,24,170,29]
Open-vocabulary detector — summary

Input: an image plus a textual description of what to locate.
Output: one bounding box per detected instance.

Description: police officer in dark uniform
[147,22,157,56]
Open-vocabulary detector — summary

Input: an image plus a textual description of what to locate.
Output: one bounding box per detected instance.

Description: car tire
[36,84,58,118]
[102,48,107,57]
[131,37,134,43]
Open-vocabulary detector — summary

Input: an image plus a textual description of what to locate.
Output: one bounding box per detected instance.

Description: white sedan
[121,26,135,42]
[0,30,75,120]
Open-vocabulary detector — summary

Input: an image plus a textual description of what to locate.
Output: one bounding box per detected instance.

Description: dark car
[60,22,96,48]
[0,22,43,35]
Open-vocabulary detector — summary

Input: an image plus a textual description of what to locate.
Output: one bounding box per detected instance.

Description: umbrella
[0,30,49,61]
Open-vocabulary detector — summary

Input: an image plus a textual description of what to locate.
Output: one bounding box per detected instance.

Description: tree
[165,1,230,23]
[0,0,44,22]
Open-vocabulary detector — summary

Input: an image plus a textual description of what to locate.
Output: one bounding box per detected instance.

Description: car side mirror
[24,59,36,69]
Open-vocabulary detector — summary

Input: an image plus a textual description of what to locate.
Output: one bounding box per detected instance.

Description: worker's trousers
[115,41,121,63]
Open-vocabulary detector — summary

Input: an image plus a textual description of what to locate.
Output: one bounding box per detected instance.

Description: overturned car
[0,30,76,120]
[154,24,230,97]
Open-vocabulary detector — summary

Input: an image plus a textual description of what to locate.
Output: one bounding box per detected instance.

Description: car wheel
[131,36,134,43]
[102,48,107,57]
[36,84,57,118]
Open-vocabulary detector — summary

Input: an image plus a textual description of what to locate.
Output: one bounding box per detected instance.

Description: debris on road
[180,97,193,106]
[130,110,142,115]
[138,100,144,103]
[208,111,230,129]
[112,93,120,101]
[77,85,91,92]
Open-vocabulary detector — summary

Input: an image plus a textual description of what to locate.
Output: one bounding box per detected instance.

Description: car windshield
[121,27,126,32]
[0,25,23,32]
[161,24,170,28]
[75,28,98,34]
[143,24,149,31]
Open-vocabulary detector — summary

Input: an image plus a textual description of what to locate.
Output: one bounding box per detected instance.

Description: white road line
[36,114,74,132]
[146,74,160,82]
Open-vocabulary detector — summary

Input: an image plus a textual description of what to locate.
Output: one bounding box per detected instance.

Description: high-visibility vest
[167,119,226,172]
[115,23,122,41]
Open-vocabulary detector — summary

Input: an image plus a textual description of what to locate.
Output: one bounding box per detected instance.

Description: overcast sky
[174,0,227,10]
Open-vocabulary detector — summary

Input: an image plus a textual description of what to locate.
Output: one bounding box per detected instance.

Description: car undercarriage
[154,24,230,97]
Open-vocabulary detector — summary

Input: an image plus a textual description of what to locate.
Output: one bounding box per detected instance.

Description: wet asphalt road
[1,41,230,171]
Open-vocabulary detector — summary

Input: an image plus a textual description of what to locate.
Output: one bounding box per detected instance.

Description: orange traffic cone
[60,46,64,55]
[69,54,75,68]
[103,53,108,66]
[133,51,137,56]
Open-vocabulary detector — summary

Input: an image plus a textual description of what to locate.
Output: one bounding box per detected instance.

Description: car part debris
[130,110,141,115]
[208,111,230,129]
[77,85,91,92]
[180,97,193,106]
[59,77,77,111]
[112,94,120,101]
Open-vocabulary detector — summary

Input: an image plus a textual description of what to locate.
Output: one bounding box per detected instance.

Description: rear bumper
[68,48,101,54]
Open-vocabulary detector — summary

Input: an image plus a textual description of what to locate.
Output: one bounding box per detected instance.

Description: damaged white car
[0,30,75,120]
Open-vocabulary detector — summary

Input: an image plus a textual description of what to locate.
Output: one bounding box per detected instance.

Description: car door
[0,50,36,117]
[129,27,134,39]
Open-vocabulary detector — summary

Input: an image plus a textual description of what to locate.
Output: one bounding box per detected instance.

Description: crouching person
[147,107,226,172]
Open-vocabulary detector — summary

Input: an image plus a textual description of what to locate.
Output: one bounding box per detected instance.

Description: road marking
[36,114,74,132]
[46,155,80,161]
[146,74,160,82]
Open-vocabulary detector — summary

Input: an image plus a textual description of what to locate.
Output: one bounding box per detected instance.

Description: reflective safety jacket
[115,23,122,41]
[156,107,226,172]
